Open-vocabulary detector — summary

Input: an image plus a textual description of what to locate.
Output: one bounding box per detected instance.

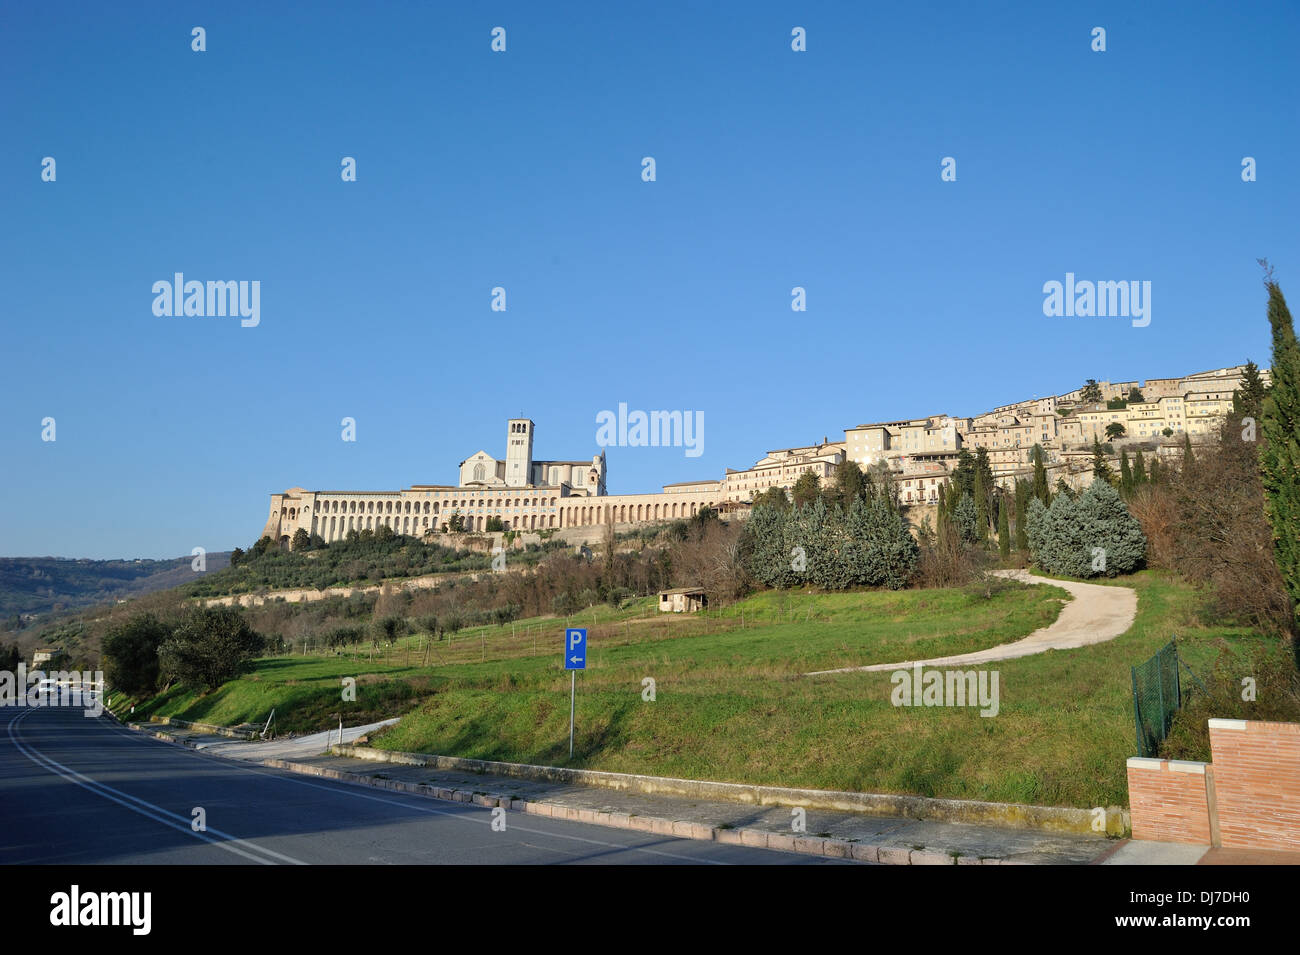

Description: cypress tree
[1092,436,1112,481]
[1259,276,1300,647]
[974,466,989,541]
[1031,444,1049,504]
[997,496,1010,558]
[1014,480,1030,552]
[1120,450,1133,497]
[1182,432,1195,475]
[1149,457,1162,485]
[1133,450,1147,486]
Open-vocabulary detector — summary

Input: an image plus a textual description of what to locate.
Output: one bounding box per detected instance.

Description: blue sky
[2,1,1297,559]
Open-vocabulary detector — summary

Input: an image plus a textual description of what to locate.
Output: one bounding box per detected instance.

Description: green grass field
[120,571,1285,808]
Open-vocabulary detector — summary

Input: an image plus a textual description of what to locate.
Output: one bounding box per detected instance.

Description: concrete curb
[253,754,995,865]
[328,742,1130,837]
[119,722,1004,864]
[143,715,257,739]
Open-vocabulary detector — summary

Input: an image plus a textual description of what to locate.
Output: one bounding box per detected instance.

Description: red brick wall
[1126,757,1212,844]
[1209,719,1300,852]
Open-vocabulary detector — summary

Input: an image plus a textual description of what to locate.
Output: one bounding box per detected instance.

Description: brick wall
[1209,719,1300,852]
[1125,757,1212,844]
[1126,719,1300,849]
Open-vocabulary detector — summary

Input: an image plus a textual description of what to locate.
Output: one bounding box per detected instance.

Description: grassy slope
[120,572,1282,807]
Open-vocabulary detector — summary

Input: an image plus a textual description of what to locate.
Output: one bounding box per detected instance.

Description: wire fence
[1131,639,1184,758]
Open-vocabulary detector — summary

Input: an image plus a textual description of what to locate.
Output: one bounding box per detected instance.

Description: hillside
[0,554,231,628]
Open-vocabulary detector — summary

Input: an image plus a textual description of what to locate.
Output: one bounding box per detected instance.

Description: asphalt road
[1,705,836,865]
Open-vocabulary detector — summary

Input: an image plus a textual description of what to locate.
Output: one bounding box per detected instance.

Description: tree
[1013,480,1030,552]
[1081,379,1103,404]
[1133,450,1148,487]
[752,486,790,512]
[1120,450,1133,497]
[1259,275,1300,648]
[1183,433,1195,474]
[102,613,171,696]
[1027,479,1146,577]
[953,493,978,544]
[291,528,310,551]
[1092,437,1112,481]
[791,471,821,509]
[1031,444,1050,504]
[950,448,977,500]
[485,516,504,532]
[251,536,274,558]
[973,464,989,542]
[1233,359,1267,418]
[847,493,919,590]
[1162,427,1174,437]
[229,546,245,568]
[157,607,265,691]
[830,460,868,510]
[1105,422,1127,441]
[1128,387,1145,403]
[1149,457,1163,485]
[742,502,798,589]
[997,496,1010,559]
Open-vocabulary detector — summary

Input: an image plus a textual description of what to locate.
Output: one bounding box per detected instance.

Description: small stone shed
[657,587,708,613]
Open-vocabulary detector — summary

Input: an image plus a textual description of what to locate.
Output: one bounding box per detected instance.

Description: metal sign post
[564,628,586,758]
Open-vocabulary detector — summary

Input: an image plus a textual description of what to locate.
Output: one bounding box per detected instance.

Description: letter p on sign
[565,628,587,670]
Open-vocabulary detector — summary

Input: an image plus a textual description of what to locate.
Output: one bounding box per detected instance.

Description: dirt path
[804,569,1138,676]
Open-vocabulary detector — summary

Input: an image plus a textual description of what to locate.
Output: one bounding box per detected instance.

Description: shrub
[157,607,265,691]
[1027,479,1145,577]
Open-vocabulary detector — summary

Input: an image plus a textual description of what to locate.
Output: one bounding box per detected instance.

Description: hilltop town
[262,364,1266,544]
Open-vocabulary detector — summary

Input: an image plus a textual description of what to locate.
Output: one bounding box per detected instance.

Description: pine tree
[954,493,978,544]
[1033,480,1145,578]
[1259,277,1300,645]
[997,496,1010,558]
[1234,359,1268,418]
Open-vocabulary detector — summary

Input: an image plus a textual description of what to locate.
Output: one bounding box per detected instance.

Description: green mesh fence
[1131,640,1183,758]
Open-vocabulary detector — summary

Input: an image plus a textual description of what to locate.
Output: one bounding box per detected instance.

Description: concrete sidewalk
[128,722,1117,865]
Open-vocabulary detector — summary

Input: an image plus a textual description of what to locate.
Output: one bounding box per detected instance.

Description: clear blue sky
[2,1,1297,559]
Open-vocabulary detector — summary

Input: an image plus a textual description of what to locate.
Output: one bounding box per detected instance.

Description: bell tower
[505,418,534,488]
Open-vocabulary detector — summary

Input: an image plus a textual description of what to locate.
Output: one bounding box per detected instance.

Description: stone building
[261,365,1265,547]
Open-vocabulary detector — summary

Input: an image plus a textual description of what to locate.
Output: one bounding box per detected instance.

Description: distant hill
[0,554,231,627]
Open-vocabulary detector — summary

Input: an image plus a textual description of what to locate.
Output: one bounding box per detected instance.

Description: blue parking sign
[565,628,587,670]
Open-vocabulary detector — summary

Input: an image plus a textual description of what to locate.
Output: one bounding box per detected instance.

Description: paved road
[806,569,1138,675]
[0,706,838,865]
